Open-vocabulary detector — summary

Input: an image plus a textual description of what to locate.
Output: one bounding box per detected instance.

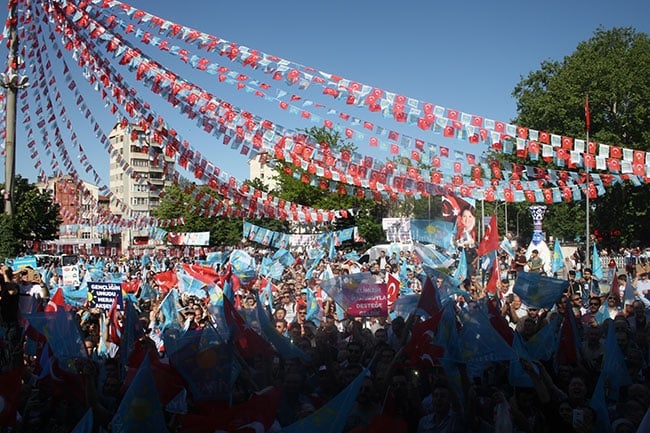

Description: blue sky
[5,0,650,185]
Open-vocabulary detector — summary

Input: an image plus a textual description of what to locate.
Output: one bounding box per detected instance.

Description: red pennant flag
[477,215,500,256]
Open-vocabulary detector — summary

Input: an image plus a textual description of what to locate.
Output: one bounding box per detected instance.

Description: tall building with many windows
[108,123,175,249]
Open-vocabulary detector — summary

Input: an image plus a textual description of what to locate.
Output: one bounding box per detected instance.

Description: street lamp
[1,0,30,216]
[493,202,508,235]
[516,208,524,238]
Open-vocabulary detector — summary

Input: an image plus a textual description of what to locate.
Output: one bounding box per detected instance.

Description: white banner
[167,231,210,246]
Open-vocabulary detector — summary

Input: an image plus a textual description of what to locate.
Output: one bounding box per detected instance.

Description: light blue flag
[434,303,461,361]
[159,289,181,331]
[281,368,368,433]
[26,310,87,364]
[592,245,604,280]
[392,294,420,319]
[111,353,169,433]
[410,219,456,251]
[509,333,536,388]
[457,309,516,365]
[328,234,337,260]
[254,295,309,361]
[453,249,468,283]
[60,284,88,307]
[71,409,93,433]
[589,372,611,433]
[513,272,568,309]
[206,251,229,266]
[260,256,284,280]
[413,243,454,268]
[176,270,207,298]
[273,248,295,267]
[305,249,326,280]
[344,251,360,262]
[229,249,256,273]
[525,316,560,361]
[602,315,632,400]
[551,238,565,274]
[304,287,322,326]
[500,238,515,258]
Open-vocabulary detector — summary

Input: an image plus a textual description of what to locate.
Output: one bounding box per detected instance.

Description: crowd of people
[0,239,649,433]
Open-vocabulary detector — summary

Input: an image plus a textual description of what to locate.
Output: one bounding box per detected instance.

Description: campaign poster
[88,282,124,311]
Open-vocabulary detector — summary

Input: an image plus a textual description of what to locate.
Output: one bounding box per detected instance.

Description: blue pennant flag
[281,368,368,433]
[551,238,565,274]
[26,310,86,364]
[525,315,560,361]
[591,245,604,280]
[601,314,632,400]
[176,270,207,298]
[589,372,612,433]
[513,272,568,309]
[111,353,169,433]
[71,409,93,433]
[453,249,468,283]
[254,295,309,361]
[159,289,181,331]
[169,329,233,402]
[457,309,516,365]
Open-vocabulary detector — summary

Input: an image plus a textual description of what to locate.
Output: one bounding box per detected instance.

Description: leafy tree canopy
[510,27,650,248]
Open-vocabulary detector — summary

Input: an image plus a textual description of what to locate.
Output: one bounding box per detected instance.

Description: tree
[511,27,650,248]
[271,126,385,246]
[0,176,61,258]
[152,183,244,247]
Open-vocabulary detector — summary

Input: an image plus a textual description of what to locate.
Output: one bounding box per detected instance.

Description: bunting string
[51,0,597,205]
[88,0,650,178]
[41,1,354,223]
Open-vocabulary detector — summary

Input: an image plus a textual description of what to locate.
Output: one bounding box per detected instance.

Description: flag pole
[585,94,591,269]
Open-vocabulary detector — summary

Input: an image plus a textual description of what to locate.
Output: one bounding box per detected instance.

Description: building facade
[108,123,175,249]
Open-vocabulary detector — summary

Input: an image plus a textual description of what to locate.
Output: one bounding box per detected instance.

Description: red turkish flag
[477,215,500,256]
[484,258,500,296]
[386,274,400,307]
[45,288,70,312]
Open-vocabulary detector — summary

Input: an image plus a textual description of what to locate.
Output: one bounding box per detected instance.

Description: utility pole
[3,0,19,216]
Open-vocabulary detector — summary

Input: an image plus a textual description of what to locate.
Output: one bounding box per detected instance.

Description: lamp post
[516,208,524,238]
[1,2,29,216]
[493,202,508,235]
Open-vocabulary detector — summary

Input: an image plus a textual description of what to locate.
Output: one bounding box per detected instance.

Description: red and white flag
[477,215,500,256]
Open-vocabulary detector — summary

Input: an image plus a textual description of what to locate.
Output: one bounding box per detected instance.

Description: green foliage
[271,126,384,243]
[510,27,650,248]
[10,176,61,244]
[152,183,244,247]
[0,214,19,260]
